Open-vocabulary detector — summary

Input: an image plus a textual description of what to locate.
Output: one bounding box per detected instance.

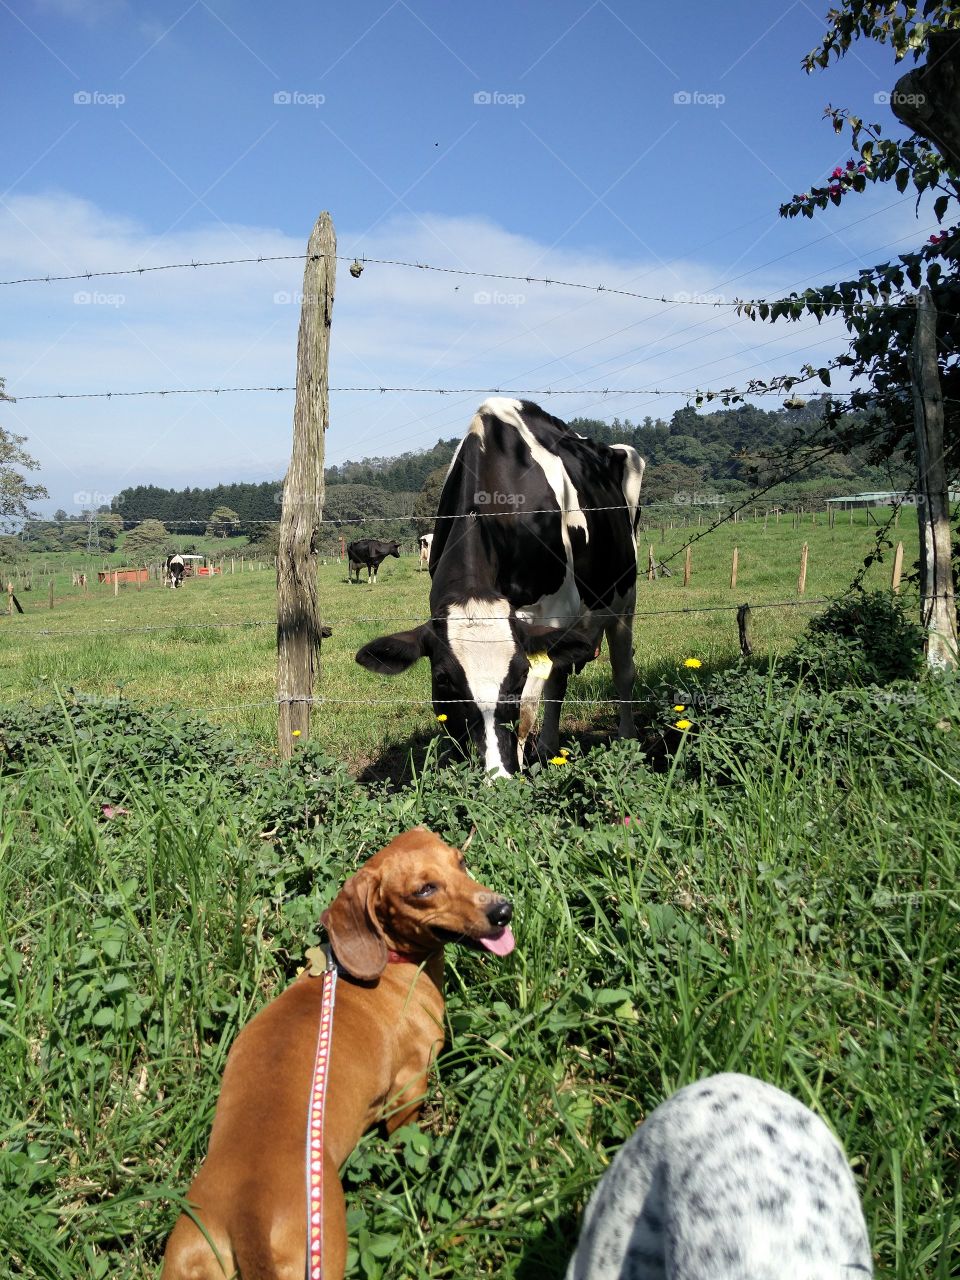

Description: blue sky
[1,0,936,516]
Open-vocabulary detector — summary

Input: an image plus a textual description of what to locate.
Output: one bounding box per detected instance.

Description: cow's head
[355,596,594,777]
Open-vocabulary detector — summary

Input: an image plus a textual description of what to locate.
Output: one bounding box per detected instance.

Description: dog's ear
[321,869,387,981]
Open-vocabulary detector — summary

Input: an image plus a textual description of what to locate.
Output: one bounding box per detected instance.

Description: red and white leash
[305,955,337,1280]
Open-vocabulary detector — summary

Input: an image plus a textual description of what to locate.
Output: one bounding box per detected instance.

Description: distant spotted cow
[347,539,400,585]
[418,533,434,572]
[166,554,186,589]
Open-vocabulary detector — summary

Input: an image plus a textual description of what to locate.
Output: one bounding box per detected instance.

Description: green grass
[0,508,919,767]
[1,673,957,1278]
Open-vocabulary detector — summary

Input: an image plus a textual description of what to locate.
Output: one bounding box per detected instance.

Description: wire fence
[7,597,831,640]
[0,246,931,314]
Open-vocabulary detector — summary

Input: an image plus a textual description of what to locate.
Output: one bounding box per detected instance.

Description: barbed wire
[0,248,927,314]
[6,597,833,640]
[9,384,860,403]
[11,488,915,531]
[15,497,882,529]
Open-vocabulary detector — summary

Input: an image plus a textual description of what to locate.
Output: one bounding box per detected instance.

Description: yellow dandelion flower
[683,658,702,669]
[549,755,569,766]
[675,719,693,731]
[291,729,301,737]
[559,747,570,756]
[436,713,448,723]
[673,704,685,712]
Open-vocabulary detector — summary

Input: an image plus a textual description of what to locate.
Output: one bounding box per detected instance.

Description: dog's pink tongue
[479,926,515,957]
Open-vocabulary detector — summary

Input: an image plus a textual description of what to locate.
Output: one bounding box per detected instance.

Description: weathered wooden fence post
[730,546,739,589]
[737,603,753,657]
[683,545,691,587]
[647,545,655,581]
[277,212,336,756]
[798,542,809,596]
[891,541,904,594]
[911,285,958,668]
[49,579,54,610]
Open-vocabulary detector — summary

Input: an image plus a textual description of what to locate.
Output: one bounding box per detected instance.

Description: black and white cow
[165,554,185,589]
[347,538,401,584]
[356,398,644,777]
[417,532,434,572]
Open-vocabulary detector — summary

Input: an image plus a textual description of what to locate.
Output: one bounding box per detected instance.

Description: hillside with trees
[105,400,902,534]
[11,400,903,558]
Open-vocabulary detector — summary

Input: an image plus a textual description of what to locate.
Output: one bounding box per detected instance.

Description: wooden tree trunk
[277,212,336,755]
[911,286,958,670]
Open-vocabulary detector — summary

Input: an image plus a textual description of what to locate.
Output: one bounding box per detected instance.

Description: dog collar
[386,948,430,966]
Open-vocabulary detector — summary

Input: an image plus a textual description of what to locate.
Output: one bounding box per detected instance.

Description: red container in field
[97,568,150,584]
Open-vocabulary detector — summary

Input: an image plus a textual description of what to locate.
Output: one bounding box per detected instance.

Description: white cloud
[30,0,127,24]
[0,189,925,514]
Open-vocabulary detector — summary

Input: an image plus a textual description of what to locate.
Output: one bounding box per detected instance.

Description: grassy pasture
[0,672,957,1279]
[0,508,917,767]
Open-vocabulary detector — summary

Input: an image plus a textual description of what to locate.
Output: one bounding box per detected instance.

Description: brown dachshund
[161,828,514,1279]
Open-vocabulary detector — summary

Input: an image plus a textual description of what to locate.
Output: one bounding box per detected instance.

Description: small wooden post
[911,284,958,667]
[891,541,904,594]
[776,508,781,525]
[660,524,666,543]
[241,555,245,573]
[7,582,12,616]
[114,570,119,597]
[798,542,809,596]
[849,506,854,526]
[137,567,142,591]
[683,544,691,587]
[647,545,655,582]
[730,546,739,589]
[231,557,235,574]
[49,579,54,610]
[737,603,753,657]
[277,211,336,756]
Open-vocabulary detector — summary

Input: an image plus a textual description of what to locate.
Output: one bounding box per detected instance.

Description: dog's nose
[486,899,513,927]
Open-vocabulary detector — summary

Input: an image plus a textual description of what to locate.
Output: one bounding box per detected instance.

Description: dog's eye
[412,883,438,898]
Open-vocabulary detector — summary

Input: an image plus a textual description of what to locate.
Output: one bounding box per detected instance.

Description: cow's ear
[356,625,430,675]
[321,869,387,981]
[517,622,595,670]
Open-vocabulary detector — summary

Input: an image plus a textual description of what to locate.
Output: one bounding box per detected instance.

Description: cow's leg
[538,665,569,759]
[605,611,637,738]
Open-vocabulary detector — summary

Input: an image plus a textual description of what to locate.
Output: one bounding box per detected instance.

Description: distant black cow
[347,539,400,585]
[166,554,186,589]
[356,398,644,776]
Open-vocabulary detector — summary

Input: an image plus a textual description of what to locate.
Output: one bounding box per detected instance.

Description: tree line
[107,400,902,528]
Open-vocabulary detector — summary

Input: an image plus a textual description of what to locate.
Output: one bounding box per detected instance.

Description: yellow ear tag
[305,945,330,977]
[528,651,553,678]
